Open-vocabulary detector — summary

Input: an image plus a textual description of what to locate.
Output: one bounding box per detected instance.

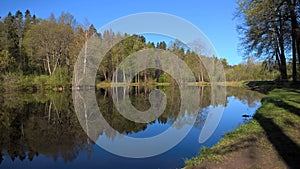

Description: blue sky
[1,0,243,65]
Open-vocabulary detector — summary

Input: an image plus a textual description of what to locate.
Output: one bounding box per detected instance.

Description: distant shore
[96,81,244,88]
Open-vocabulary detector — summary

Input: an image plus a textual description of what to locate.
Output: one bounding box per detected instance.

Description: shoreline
[96,81,244,88]
[184,82,300,169]
[1,81,245,92]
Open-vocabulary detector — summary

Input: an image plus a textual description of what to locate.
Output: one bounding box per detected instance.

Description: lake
[0,86,263,169]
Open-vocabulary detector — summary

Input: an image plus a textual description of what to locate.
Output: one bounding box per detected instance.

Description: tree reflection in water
[0,86,263,165]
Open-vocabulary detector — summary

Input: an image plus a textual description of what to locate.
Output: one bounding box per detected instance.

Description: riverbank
[184,82,300,169]
[96,81,243,88]
[1,74,244,91]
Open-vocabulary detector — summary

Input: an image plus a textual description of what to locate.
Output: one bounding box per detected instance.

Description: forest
[0,7,298,91]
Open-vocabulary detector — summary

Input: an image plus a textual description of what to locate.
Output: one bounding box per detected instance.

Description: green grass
[96,82,170,88]
[185,147,221,166]
[95,81,243,89]
[184,85,300,168]
[184,119,264,167]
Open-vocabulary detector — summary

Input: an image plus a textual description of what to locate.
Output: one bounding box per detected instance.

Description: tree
[286,0,300,81]
[3,12,18,69]
[24,10,32,32]
[237,0,290,80]
[58,12,77,28]
[0,50,15,73]
[24,16,74,76]
[14,10,24,64]
[0,10,38,74]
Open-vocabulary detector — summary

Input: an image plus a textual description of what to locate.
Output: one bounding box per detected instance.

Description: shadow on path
[254,113,300,168]
[246,81,300,94]
[264,98,300,118]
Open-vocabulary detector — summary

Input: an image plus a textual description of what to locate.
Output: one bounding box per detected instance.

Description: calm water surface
[0,86,263,169]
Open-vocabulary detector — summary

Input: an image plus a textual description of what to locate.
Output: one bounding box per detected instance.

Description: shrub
[34,75,49,90]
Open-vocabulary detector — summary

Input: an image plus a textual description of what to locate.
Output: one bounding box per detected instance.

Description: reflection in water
[0,86,263,169]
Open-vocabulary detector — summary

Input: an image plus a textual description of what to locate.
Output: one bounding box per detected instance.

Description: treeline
[96,36,210,84]
[0,10,284,91]
[0,10,97,91]
[0,10,210,91]
[223,58,280,81]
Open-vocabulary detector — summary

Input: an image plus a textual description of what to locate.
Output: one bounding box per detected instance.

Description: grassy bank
[0,70,70,92]
[96,81,243,88]
[185,82,300,169]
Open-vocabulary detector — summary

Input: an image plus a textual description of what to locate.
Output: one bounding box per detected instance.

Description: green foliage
[0,73,34,91]
[0,73,22,90]
[0,50,14,72]
[0,10,89,90]
[24,19,75,75]
[34,75,49,90]
[224,58,280,81]
[1,9,293,92]
[236,0,300,81]
[157,72,172,83]
[0,69,69,91]
[47,67,70,89]
[18,74,35,92]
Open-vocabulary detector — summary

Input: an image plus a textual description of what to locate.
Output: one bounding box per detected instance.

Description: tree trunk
[144,70,147,82]
[298,40,300,69]
[123,69,126,82]
[102,69,107,81]
[277,13,288,80]
[115,86,118,103]
[200,65,204,82]
[288,0,299,81]
[288,0,300,72]
[279,52,288,80]
[53,57,59,74]
[43,59,47,73]
[46,53,52,75]
[292,36,297,81]
[83,40,87,75]
[115,68,118,82]
[48,102,52,123]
